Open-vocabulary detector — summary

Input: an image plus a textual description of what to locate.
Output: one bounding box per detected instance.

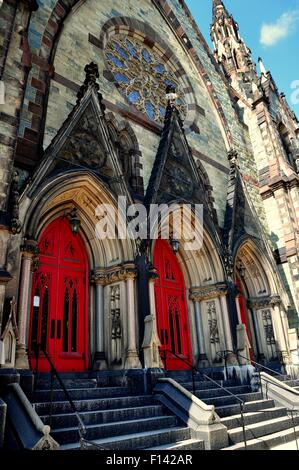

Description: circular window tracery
[105,34,188,124]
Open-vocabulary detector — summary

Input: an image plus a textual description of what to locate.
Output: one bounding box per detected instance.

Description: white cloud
[260,10,299,47]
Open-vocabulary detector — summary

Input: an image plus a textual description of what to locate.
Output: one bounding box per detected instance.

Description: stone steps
[33,386,130,402]
[165,369,299,451]
[215,399,276,418]
[33,395,155,415]
[60,427,193,451]
[227,415,299,445]
[32,372,205,450]
[222,425,299,450]
[31,367,299,451]
[195,385,251,400]
[180,380,237,391]
[201,392,263,407]
[148,439,205,450]
[52,415,180,445]
[40,404,165,428]
[35,371,127,388]
[35,379,98,390]
[220,407,287,430]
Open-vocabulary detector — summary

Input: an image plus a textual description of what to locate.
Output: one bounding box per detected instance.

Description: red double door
[29,217,88,372]
[154,239,192,370]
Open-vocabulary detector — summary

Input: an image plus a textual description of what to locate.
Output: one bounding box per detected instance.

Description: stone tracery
[105,34,187,123]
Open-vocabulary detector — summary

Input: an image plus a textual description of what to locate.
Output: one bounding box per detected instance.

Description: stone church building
[0,0,299,378]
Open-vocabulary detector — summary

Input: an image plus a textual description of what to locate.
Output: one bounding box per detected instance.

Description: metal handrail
[217,349,286,377]
[218,349,299,448]
[33,344,106,450]
[162,349,248,448]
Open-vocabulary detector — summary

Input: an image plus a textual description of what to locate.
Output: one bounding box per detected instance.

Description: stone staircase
[32,372,204,450]
[30,369,299,451]
[166,370,299,450]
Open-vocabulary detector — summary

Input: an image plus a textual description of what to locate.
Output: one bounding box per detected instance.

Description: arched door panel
[154,239,192,370]
[29,217,88,372]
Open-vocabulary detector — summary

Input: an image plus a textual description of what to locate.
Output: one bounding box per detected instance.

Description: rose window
[105,34,187,123]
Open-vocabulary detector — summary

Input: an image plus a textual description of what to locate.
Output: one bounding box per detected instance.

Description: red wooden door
[154,239,192,370]
[29,217,88,372]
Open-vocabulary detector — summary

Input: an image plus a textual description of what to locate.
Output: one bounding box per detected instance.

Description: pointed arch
[106,112,144,195]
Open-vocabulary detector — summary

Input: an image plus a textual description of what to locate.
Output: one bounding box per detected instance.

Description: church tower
[211,0,257,95]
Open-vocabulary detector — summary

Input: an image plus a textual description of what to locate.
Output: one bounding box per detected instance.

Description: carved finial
[76,62,105,111]
[164,84,184,127]
[227,148,239,169]
[213,0,227,19]
[10,171,22,235]
[166,84,178,104]
[223,248,234,279]
[258,57,267,77]
[84,61,99,86]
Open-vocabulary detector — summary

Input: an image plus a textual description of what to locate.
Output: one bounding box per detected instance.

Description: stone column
[189,291,208,367]
[125,267,141,369]
[142,269,163,369]
[271,297,290,365]
[219,294,234,352]
[15,239,37,369]
[251,308,266,362]
[92,270,107,370]
[0,226,12,333]
[235,295,242,324]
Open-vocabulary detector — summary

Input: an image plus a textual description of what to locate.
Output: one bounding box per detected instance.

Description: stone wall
[16,0,237,227]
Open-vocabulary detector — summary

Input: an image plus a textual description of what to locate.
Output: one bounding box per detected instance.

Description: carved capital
[21,237,38,258]
[248,294,281,309]
[91,269,107,286]
[91,264,137,286]
[269,295,282,307]
[190,283,228,302]
[148,263,159,282]
[124,266,138,281]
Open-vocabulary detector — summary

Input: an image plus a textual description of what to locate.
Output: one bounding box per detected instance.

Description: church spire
[212,0,228,20]
[211,0,257,88]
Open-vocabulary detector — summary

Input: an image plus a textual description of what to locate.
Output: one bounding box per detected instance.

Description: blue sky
[185,0,299,115]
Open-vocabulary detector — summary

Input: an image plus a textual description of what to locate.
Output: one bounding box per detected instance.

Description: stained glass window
[105,34,187,123]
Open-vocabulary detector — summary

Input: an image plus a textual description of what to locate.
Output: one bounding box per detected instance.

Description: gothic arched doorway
[154,239,192,370]
[29,217,88,372]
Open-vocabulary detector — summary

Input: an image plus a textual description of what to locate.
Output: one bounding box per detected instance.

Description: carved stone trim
[21,237,38,258]
[190,283,228,302]
[92,263,137,286]
[249,294,281,309]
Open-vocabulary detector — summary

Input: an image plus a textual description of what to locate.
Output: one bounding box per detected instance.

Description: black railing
[162,349,248,449]
[33,344,106,450]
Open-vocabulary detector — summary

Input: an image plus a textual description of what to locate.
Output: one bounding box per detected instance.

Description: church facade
[0,0,299,374]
